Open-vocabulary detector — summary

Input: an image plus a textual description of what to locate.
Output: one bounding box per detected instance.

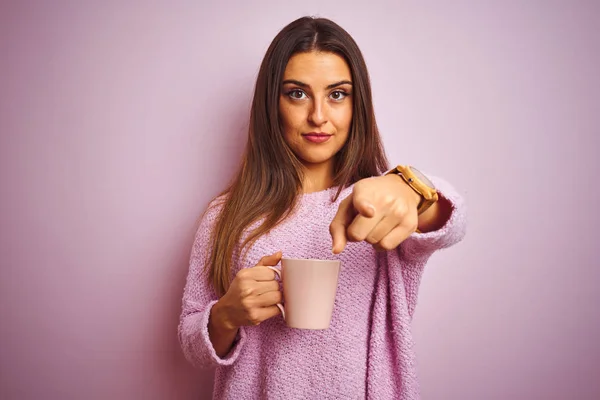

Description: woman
[179,16,466,399]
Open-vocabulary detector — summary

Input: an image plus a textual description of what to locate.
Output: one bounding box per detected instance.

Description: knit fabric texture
[179,175,467,399]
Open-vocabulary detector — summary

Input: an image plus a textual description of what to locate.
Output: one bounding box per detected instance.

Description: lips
[302,133,332,144]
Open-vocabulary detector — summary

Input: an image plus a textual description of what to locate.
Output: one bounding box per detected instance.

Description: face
[279,51,353,169]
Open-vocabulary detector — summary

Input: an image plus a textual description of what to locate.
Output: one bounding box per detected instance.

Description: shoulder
[193,194,228,240]
[205,194,227,218]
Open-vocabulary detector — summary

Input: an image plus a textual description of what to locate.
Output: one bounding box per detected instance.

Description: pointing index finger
[330,196,356,254]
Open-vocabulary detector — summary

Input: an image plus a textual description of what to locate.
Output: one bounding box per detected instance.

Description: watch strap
[385,165,438,215]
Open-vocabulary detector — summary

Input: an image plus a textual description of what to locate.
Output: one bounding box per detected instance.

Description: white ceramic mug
[268,257,341,330]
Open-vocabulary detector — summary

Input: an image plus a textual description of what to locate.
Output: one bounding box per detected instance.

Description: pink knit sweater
[179,176,467,399]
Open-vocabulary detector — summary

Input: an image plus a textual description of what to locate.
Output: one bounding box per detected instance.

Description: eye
[287,89,307,100]
[330,90,348,101]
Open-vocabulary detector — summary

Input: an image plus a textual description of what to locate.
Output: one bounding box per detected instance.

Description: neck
[301,160,335,193]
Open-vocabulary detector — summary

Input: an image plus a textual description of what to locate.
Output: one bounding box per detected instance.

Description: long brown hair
[207,16,389,296]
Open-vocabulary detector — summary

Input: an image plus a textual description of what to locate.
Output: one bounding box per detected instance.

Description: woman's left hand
[330,174,422,254]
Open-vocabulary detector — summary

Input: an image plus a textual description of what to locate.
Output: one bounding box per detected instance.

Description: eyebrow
[282,79,353,90]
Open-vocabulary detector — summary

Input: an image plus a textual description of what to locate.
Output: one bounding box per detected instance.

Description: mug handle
[267,266,285,320]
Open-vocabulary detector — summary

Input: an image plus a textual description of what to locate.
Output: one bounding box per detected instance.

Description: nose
[308,98,327,126]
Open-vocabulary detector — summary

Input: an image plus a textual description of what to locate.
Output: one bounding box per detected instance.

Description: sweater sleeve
[177,200,247,369]
[400,174,467,262]
[396,175,467,317]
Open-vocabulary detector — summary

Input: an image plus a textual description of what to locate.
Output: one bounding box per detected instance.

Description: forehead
[283,51,351,82]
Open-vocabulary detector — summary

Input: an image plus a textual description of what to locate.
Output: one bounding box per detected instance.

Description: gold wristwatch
[386,165,438,215]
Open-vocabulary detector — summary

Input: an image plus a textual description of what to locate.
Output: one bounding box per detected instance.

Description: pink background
[1,1,598,399]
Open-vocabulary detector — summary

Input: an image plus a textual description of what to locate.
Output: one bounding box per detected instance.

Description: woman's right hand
[211,251,283,332]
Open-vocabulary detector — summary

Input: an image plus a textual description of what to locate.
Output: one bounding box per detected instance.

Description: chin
[297,152,338,166]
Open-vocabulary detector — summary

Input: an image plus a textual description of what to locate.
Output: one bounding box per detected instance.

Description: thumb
[256,251,283,267]
[330,197,354,254]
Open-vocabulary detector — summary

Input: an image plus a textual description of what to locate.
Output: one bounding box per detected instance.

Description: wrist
[208,299,240,358]
[210,300,238,334]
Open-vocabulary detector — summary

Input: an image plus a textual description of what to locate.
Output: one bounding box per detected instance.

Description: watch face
[409,167,435,189]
